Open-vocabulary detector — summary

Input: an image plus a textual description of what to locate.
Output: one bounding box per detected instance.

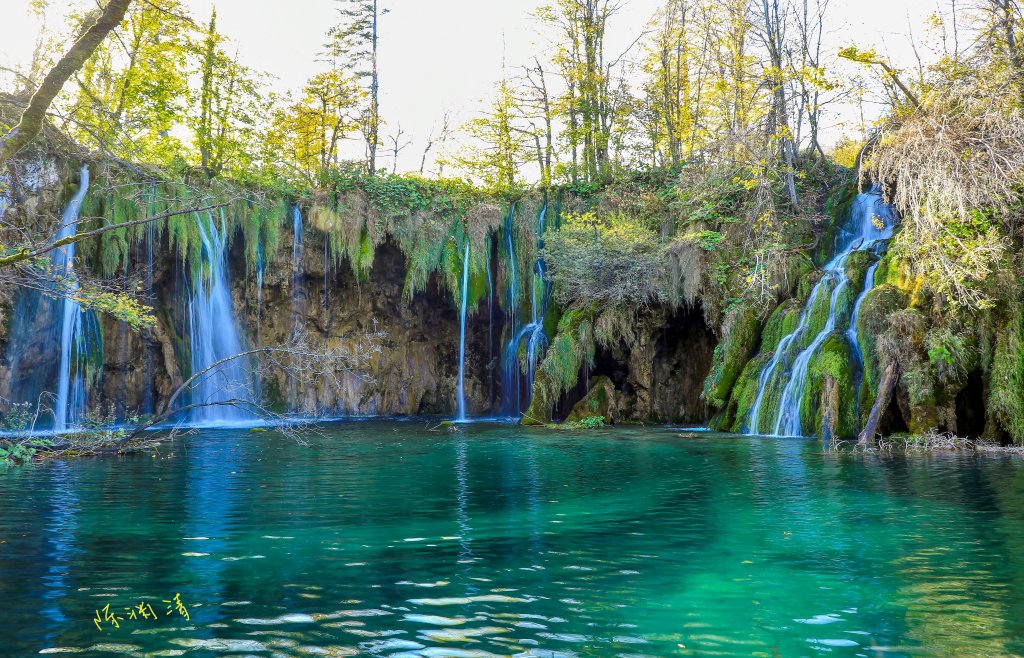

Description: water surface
[3,422,1024,657]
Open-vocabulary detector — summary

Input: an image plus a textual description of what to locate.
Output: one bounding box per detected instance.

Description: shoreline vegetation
[4,422,1023,468]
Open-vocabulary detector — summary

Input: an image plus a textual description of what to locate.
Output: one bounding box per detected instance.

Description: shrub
[544,211,668,308]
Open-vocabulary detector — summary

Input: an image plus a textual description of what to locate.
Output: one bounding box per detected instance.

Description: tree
[447,77,532,190]
[758,0,798,209]
[536,0,629,183]
[266,69,363,183]
[419,111,453,175]
[518,59,556,187]
[980,0,1024,111]
[0,0,133,165]
[791,0,832,159]
[66,0,189,165]
[326,0,383,175]
[191,8,266,179]
[839,46,921,110]
[384,123,412,174]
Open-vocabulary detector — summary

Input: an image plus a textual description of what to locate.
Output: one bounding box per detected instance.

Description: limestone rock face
[0,157,715,429]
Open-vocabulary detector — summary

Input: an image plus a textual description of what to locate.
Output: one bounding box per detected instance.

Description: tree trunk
[858,362,900,446]
[0,0,133,165]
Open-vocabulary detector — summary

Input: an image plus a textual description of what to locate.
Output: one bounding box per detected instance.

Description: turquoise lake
[3,422,1024,657]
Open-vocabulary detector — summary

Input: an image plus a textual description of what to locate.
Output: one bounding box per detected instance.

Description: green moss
[802,334,859,438]
[565,375,616,423]
[793,275,835,353]
[720,351,773,432]
[989,286,1024,443]
[549,416,607,430]
[855,284,910,423]
[519,303,602,424]
[844,250,873,285]
[789,253,817,299]
[703,305,761,408]
[522,369,557,425]
[813,182,858,266]
[760,300,801,354]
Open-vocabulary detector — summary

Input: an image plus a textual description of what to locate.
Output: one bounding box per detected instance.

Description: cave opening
[955,369,986,440]
[879,391,909,435]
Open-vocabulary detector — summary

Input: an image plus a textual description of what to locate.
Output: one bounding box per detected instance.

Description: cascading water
[287,205,306,410]
[290,204,305,322]
[254,247,265,342]
[486,248,494,409]
[772,257,851,436]
[746,187,896,437]
[456,243,471,421]
[141,187,157,417]
[501,205,520,414]
[186,211,255,425]
[501,204,551,417]
[52,165,98,432]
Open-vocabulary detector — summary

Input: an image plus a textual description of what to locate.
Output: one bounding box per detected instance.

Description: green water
[3,423,1024,657]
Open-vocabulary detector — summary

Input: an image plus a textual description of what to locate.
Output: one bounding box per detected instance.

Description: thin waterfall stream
[456,243,471,421]
[52,165,96,432]
[501,203,551,417]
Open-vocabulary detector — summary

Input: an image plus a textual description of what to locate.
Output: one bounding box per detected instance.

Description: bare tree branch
[0,0,133,165]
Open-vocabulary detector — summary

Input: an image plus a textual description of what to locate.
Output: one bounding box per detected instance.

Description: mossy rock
[814,182,859,266]
[803,333,860,439]
[703,305,762,408]
[787,253,817,298]
[522,370,557,426]
[875,252,926,304]
[989,292,1024,443]
[855,284,910,421]
[844,250,873,286]
[723,351,774,433]
[566,376,616,424]
[760,299,802,354]
[791,275,836,354]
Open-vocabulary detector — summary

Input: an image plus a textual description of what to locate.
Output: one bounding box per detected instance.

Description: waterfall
[486,247,494,410]
[290,204,305,321]
[746,188,895,437]
[52,165,96,432]
[501,205,520,415]
[501,204,551,417]
[141,187,156,417]
[773,259,850,436]
[186,211,255,425]
[746,285,823,434]
[456,243,471,421]
[254,247,264,343]
[292,204,304,270]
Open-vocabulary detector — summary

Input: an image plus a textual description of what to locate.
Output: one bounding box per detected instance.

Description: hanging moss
[989,283,1024,443]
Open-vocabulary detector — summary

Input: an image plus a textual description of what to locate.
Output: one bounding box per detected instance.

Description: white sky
[0,0,947,173]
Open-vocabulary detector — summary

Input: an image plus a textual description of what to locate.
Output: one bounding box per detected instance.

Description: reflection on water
[3,423,1024,656]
